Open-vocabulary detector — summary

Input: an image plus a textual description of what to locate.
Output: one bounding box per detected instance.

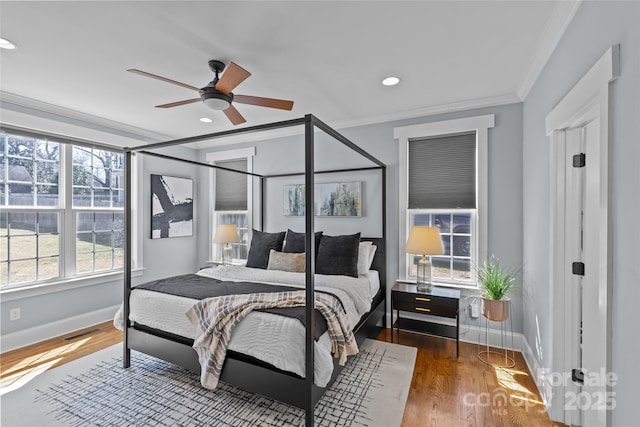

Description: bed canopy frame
[123,114,387,427]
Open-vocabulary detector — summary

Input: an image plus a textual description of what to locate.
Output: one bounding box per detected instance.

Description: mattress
[114,266,379,387]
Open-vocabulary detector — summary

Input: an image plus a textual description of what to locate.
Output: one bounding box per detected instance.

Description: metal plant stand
[477,300,515,368]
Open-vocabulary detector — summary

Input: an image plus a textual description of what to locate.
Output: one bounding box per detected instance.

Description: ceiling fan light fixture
[201,90,233,110]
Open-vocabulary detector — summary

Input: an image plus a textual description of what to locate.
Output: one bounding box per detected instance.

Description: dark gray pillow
[316,232,361,277]
[246,229,286,269]
[282,229,323,254]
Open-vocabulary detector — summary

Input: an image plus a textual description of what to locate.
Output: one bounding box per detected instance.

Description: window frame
[206,147,255,264]
[0,129,143,296]
[395,114,494,288]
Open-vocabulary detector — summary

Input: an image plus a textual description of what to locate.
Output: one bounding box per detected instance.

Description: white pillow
[368,244,377,269]
[357,241,375,276]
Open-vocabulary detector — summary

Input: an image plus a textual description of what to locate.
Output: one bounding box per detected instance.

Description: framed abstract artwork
[150,174,193,238]
[283,181,362,217]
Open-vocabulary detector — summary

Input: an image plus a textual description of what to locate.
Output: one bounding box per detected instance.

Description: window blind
[408,131,476,209]
[214,159,247,211]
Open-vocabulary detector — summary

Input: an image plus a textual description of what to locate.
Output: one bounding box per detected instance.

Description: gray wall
[199,102,524,333]
[522,1,639,424]
[140,146,203,281]
[1,280,121,335]
[264,170,384,237]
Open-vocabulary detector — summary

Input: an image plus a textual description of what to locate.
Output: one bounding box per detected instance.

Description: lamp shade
[213,224,240,243]
[405,226,444,256]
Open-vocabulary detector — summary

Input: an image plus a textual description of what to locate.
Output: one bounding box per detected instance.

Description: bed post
[260,176,265,231]
[303,114,315,427]
[123,149,132,368]
[381,165,388,327]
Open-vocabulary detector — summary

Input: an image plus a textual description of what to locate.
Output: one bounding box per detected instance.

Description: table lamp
[213,224,240,265]
[405,226,444,292]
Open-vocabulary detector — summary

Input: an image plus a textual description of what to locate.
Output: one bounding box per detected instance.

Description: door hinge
[573,153,586,168]
[571,368,584,384]
[572,262,585,276]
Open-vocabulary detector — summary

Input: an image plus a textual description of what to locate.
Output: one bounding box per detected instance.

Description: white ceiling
[0,1,579,148]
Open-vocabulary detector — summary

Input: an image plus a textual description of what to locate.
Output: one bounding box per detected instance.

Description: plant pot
[482,297,510,322]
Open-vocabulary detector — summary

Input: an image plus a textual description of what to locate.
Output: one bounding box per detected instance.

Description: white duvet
[114,265,376,387]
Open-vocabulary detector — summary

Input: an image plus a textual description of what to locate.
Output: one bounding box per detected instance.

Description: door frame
[546,45,619,426]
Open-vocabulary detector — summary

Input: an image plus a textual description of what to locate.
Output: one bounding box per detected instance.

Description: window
[395,115,494,287]
[407,132,475,282]
[72,146,124,275]
[207,148,255,264]
[0,130,125,289]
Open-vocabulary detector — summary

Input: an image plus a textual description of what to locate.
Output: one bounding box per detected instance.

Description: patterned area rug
[1,339,416,426]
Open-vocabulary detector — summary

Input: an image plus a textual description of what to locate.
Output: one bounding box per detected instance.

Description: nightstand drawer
[392,292,458,318]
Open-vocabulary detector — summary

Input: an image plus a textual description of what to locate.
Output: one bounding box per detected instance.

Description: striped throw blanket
[185,290,359,390]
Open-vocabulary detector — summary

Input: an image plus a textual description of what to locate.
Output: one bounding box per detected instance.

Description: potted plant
[476,256,519,322]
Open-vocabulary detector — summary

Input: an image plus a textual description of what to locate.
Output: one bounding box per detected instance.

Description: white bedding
[114,266,379,387]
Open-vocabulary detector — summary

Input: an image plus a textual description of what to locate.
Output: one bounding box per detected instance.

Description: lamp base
[416,255,432,292]
[223,244,233,265]
[416,282,433,293]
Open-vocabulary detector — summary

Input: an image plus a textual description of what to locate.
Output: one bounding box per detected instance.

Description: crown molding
[1,90,521,151]
[331,93,520,130]
[0,91,169,146]
[190,93,521,149]
[516,0,583,101]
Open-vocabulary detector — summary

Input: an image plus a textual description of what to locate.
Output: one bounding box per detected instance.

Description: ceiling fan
[128,60,294,125]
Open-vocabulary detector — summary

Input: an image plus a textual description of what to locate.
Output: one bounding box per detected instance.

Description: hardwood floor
[1,323,563,426]
[0,321,122,393]
[377,329,564,427]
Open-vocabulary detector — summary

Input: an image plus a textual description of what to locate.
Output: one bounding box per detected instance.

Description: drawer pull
[415,307,431,313]
[415,297,431,302]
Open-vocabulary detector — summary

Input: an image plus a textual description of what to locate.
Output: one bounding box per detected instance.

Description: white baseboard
[458,323,526,352]
[1,305,120,353]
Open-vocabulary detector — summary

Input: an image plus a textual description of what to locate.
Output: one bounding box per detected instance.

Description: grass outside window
[1,226,122,287]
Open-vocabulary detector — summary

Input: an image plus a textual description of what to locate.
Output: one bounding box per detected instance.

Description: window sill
[206,260,247,266]
[0,268,145,302]
[396,278,479,292]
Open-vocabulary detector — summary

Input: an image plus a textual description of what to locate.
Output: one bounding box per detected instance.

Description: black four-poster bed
[122,114,387,426]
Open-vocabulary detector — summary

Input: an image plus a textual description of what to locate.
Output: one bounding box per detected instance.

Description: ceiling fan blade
[234,94,294,111]
[155,98,201,108]
[223,105,247,125]
[215,62,251,94]
[128,69,201,92]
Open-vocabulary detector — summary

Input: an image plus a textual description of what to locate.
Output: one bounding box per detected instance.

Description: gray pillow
[316,232,361,277]
[246,229,286,269]
[282,229,323,254]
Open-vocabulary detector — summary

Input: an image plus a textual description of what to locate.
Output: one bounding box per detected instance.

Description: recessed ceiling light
[0,38,17,50]
[382,76,400,86]
[199,117,213,123]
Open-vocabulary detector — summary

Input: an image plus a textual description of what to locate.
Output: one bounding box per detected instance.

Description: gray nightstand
[391,281,461,357]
